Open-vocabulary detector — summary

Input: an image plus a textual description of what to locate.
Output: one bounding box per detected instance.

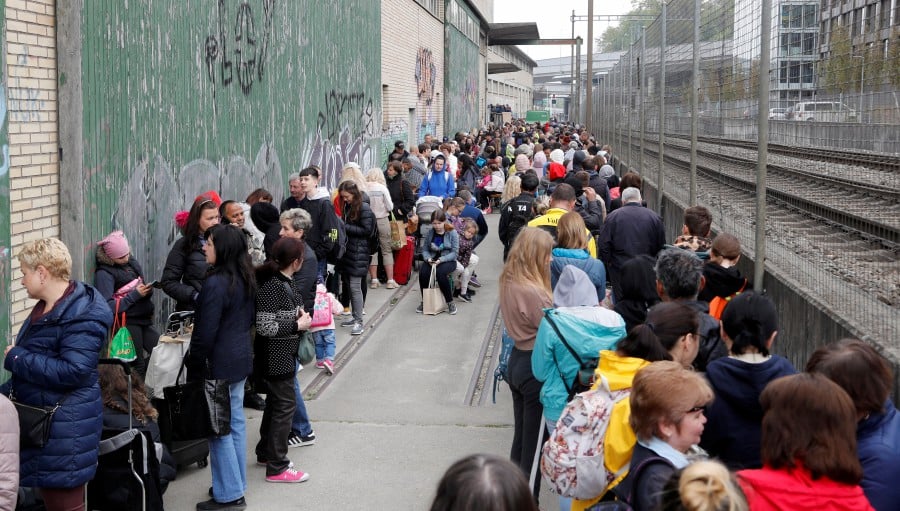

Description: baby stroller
[413,195,445,268]
[147,311,210,470]
[87,359,164,511]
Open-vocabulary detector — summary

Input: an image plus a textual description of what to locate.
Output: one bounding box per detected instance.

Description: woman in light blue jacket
[532,265,626,425]
[550,212,606,302]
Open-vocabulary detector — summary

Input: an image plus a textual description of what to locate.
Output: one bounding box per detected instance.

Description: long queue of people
[461,119,900,511]
[2,118,899,511]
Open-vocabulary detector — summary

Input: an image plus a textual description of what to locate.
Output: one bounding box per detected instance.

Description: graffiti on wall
[112,142,283,320]
[415,47,437,139]
[9,46,45,122]
[204,0,275,95]
[301,90,377,190]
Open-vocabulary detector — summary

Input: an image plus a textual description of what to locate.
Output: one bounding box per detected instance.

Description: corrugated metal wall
[444,0,480,137]
[58,0,381,285]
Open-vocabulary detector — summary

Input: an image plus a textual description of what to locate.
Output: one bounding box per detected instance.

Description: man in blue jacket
[418,154,456,200]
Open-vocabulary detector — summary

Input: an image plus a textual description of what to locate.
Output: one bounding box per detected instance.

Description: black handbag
[11,398,59,448]
[9,385,68,449]
[161,352,231,441]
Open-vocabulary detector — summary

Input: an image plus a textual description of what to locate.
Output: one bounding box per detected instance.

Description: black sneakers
[196,497,246,511]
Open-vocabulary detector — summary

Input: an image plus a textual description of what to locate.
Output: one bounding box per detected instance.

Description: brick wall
[382,0,445,144]
[6,0,59,334]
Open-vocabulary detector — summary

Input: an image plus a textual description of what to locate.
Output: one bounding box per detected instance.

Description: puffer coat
[160,236,210,311]
[337,202,375,278]
[1,281,113,488]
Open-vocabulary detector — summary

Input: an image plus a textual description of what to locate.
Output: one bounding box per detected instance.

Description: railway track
[667,133,900,172]
[651,144,900,248]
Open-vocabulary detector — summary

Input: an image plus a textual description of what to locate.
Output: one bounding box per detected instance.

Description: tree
[821,24,853,93]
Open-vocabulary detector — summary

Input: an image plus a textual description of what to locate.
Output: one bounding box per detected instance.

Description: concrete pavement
[163,213,558,509]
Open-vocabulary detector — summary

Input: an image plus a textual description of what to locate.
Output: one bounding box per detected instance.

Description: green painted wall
[59,0,381,290]
[444,0,480,137]
[0,0,10,382]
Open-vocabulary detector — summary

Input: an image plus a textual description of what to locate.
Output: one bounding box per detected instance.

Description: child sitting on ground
[310,283,344,375]
[453,218,480,303]
[698,233,750,317]
[673,206,713,252]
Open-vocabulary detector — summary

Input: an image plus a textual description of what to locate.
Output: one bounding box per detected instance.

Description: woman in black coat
[385,161,415,219]
[336,181,375,336]
[185,225,256,509]
[160,194,219,311]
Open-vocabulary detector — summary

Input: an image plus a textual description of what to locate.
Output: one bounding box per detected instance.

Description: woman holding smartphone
[94,230,158,376]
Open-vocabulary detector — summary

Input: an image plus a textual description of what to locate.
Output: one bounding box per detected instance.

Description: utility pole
[570,10,575,121]
[657,1,666,213]
[754,0,772,293]
[585,0,594,133]
[690,0,700,204]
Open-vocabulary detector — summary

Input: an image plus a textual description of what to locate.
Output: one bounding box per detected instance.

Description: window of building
[802,32,818,54]
[881,0,892,29]
[803,5,817,27]
[416,0,441,19]
[866,4,876,31]
[802,62,815,83]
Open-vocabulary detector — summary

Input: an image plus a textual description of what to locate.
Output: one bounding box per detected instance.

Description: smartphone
[148,280,162,288]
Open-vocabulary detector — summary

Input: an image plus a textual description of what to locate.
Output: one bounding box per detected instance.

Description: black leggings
[419,260,456,303]
[508,347,545,500]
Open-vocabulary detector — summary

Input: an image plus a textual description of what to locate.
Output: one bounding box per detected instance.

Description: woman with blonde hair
[332,162,370,215]
[550,212,606,300]
[501,174,522,204]
[659,460,748,511]
[365,168,397,289]
[1,238,113,511]
[499,227,555,499]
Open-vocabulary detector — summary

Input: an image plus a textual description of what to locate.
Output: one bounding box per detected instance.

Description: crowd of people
[0,118,898,511]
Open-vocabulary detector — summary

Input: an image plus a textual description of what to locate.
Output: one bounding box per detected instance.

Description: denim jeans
[316,259,327,284]
[209,379,247,503]
[291,363,314,437]
[314,329,336,361]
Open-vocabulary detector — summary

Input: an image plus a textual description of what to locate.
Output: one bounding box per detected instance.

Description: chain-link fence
[592,0,900,380]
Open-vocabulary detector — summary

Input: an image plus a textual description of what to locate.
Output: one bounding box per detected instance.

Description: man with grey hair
[401,156,426,194]
[654,247,727,371]
[598,187,666,302]
[280,173,304,212]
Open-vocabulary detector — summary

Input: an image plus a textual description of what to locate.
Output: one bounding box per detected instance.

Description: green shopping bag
[108,299,137,362]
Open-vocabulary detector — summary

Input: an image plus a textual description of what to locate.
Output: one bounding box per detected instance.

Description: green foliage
[821,24,853,93]
[596,0,734,51]
[889,38,900,89]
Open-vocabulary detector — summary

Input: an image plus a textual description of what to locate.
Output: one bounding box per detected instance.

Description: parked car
[785,102,857,122]
[768,108,787,120]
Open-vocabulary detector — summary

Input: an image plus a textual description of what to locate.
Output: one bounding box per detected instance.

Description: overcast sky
[492,1,633,62]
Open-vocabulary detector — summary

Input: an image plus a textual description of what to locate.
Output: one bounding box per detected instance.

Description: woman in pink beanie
[94,230,158,375]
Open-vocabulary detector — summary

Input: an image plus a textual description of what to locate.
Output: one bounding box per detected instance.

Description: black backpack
[323,208,348,264]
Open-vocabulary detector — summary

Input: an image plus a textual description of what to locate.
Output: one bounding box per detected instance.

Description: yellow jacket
[527,208,598,258]
[570,351,649,511]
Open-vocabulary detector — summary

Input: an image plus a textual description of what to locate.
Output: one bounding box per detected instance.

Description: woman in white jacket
[477,163,505,212]
[365,168,396,289]
[0,394,19,511]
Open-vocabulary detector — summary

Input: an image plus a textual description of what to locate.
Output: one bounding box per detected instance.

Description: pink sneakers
[315,360,325,369]
[323,359,334,375]
[266,468,310,483]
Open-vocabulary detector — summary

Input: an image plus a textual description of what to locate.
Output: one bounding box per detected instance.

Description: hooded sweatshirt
[699,262,750,302]
[533,268,626,422]
[700,355,796,469]
[738,465,875,511]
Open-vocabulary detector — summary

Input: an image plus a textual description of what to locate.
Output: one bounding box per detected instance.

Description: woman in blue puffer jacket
[549,212,606,302]
[1,238,113,511]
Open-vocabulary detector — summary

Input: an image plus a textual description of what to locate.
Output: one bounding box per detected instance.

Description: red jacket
[738,465,874,511]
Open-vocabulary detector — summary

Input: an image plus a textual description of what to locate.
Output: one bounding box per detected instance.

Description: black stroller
[87,359,165,511]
